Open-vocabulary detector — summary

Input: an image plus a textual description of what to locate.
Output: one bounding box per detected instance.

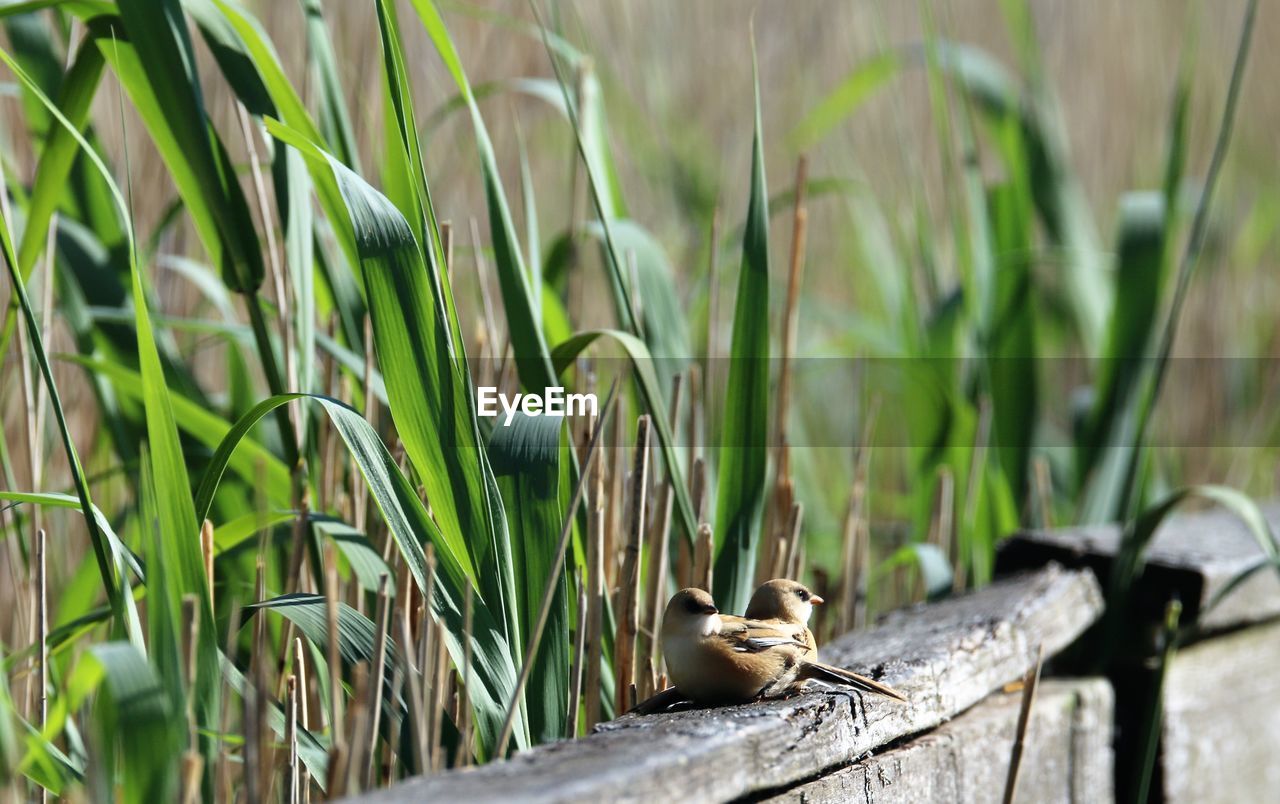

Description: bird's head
[745,579,823,624]
[664,588,721,637]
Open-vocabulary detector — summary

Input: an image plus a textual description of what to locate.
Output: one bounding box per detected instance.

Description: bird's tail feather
[801,661,907,702]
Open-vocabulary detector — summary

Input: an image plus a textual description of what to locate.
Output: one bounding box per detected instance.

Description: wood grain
[763,678,1113,804]
[1161,618,1280,804]
[356,565,1102,804]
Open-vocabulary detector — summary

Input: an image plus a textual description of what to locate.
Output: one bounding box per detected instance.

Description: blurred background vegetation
[0,0,1276,800]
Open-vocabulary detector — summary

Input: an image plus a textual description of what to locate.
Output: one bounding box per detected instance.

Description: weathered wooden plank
[357,565,1102,804]
[997,503,1280,631]
[761,678,1113,804]
[1161,618,1280,804]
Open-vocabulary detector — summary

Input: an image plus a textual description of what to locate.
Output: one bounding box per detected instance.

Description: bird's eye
[684,598,704,614]
[797,590,810,601]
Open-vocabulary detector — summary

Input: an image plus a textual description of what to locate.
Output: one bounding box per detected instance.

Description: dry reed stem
[199,519,215,604]
[958,396,993,593]
[685,364,700,469]
[35,528,46,804]
[456,580,475,767]
[291,637,311,802]
[840,399,877,631]
[285,676,299,804]
[565,568,588,737]
[642,480,673,691]
[252,566,275,803]
[214,601,242,804]
[693,523,714,592]
[1001,644,1044,804]
[180,595,200,751]
[242,673,261,804]
[782,502,804,580]
[362,574,392,789]
[641,376,680,685]
[323,543,344,745]
[931,467,955,576]
[340,664,370,796]
[705,209,721,428]
[394,607,427,776]
[614,415,651,715]
[606,393,627,589]
[584,501,606,730]
[429,618,448,772]
[234,103,292,397]
[469,217,500,362]
[1033,455,1054,529]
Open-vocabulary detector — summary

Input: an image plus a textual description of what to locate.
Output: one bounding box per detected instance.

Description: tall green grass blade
[797,40,1109,352]
[1110,0,1258,523]
[402,0,556,390]
[265,119,518,637]
[299,0,361,170]
[525,0,640,337]
[488,412,568,743]
[986,183,1037,504]
[203,0,362,286]
[14,30,103,281]
[712,42,770,612]
[137,444,186,784]
[113,0,263,293]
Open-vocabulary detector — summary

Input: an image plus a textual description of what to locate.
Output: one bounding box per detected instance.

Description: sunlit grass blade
[113,0,263,293]
[712,40,770,612]
[402,0,556,390]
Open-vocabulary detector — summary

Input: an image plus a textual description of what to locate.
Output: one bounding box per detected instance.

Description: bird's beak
[810,595,824,606]
[704,605,719,615]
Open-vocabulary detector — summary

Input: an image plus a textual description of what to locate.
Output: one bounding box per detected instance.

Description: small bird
[744,578,824,654]
[660,588,907,706]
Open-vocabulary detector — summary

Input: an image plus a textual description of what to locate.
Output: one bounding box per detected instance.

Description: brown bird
[744,578,824,653]
[660,588,907,705]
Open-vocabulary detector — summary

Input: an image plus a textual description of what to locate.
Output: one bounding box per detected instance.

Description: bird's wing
[718,616,809,653]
